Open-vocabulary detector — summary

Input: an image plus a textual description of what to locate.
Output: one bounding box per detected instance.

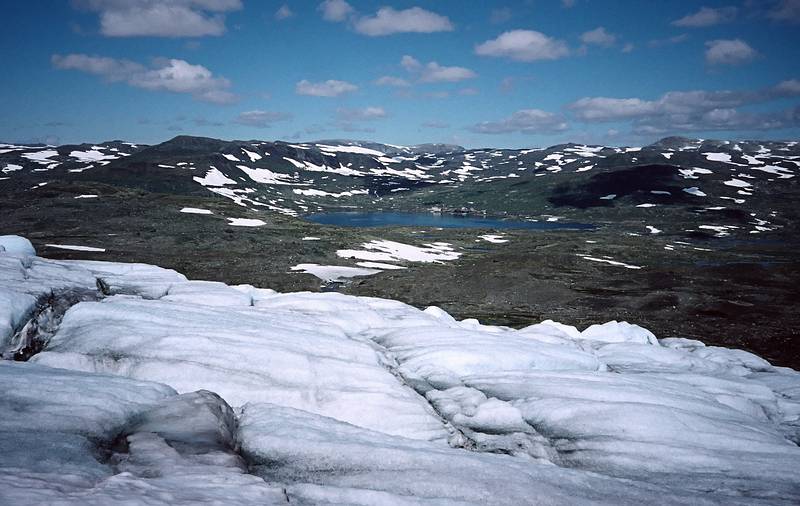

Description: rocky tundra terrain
[1,135,798,368]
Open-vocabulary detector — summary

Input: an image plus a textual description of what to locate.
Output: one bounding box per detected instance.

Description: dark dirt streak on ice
[352,330,483,450]
[3,276,291,500]
[356,329,581,463]
[4,287,101,361]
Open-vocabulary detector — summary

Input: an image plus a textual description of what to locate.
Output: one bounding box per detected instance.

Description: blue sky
[2,0,799,148]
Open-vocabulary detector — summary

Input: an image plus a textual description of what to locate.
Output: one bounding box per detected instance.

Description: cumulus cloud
[51,53,236,103]
[569,97,658,121]
[74,0,242,37]
[469,109,568,134]
[335,106,387,121]
[396,55,477,84]
[318,0,353,22]
[400,55,422,72]
[295,79,358,97]
[705,39,757,65]
[233,110,292,128]
[353,6,454,36]
[374,76,411,87]
[475,30,569,61]
[580,27,616,47]
[775,78,800,95]
[767,0,800,23]
[318,3,453,36]
[672,6,737,27]
[418,62,477,83]
[567,80,800,134]
[274,4,293,20]
[636,107,799,135]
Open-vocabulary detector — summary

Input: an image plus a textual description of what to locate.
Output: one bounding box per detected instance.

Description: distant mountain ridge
[1,135,797,239]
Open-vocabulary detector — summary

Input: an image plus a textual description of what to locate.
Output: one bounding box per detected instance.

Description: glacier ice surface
[1,235,799,504]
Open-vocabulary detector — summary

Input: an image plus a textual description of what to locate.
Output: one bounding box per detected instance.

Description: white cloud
[622,43,635,53]
[705,39,757,65]
[775,79,800,95]
[353,7,454,36]
[475,30,569,61]
[295,79,358,97]
[374,76,411,87]
[52,53,236,103]
[50,53,144,81]
[569,87,783,122]
[672,6,737,27]
[398,55,477,83]
[76,0,242,37]
[469,109,568,134]
[233,110,292,127]
[400,55,422,72]
[335,106,387,121]
[569,97,658,121]
[318,0,353,22]
[561,0,576,7]
[274,4,293,20]
[580,27,616,47]
[767,0,800,23]
[567,80,800,134]
[418,62,477,83]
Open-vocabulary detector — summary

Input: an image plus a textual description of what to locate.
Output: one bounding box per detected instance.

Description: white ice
[724,178,752,188]
[316,144,386,156]
[69,149,118,163]
[479,234,509,243]
[227,218,266,227]
[3,238,800,504]
[22,149,58,164]
[703,152,732,163]
[241,148,262,162]
[45,244,106,252]
[577,254,643,269]
[0,235,36,256]
[337,240,460,264]
[193,167,237,186]
[180,207,213,214]
[683,187,707,197]
[2,163,22,173]
[291,263,382,281]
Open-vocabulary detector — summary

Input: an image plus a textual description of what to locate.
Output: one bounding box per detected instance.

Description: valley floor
[2,183,798,369]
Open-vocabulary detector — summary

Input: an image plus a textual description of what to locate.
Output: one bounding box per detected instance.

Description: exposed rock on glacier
[1,235,799,504]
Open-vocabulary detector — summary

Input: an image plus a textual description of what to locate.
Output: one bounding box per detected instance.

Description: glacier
[0,235,799,504]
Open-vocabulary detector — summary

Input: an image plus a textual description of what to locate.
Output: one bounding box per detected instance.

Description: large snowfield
[1,234,799,504]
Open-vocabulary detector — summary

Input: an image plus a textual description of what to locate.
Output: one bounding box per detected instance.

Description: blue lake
[305,212,594,230]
